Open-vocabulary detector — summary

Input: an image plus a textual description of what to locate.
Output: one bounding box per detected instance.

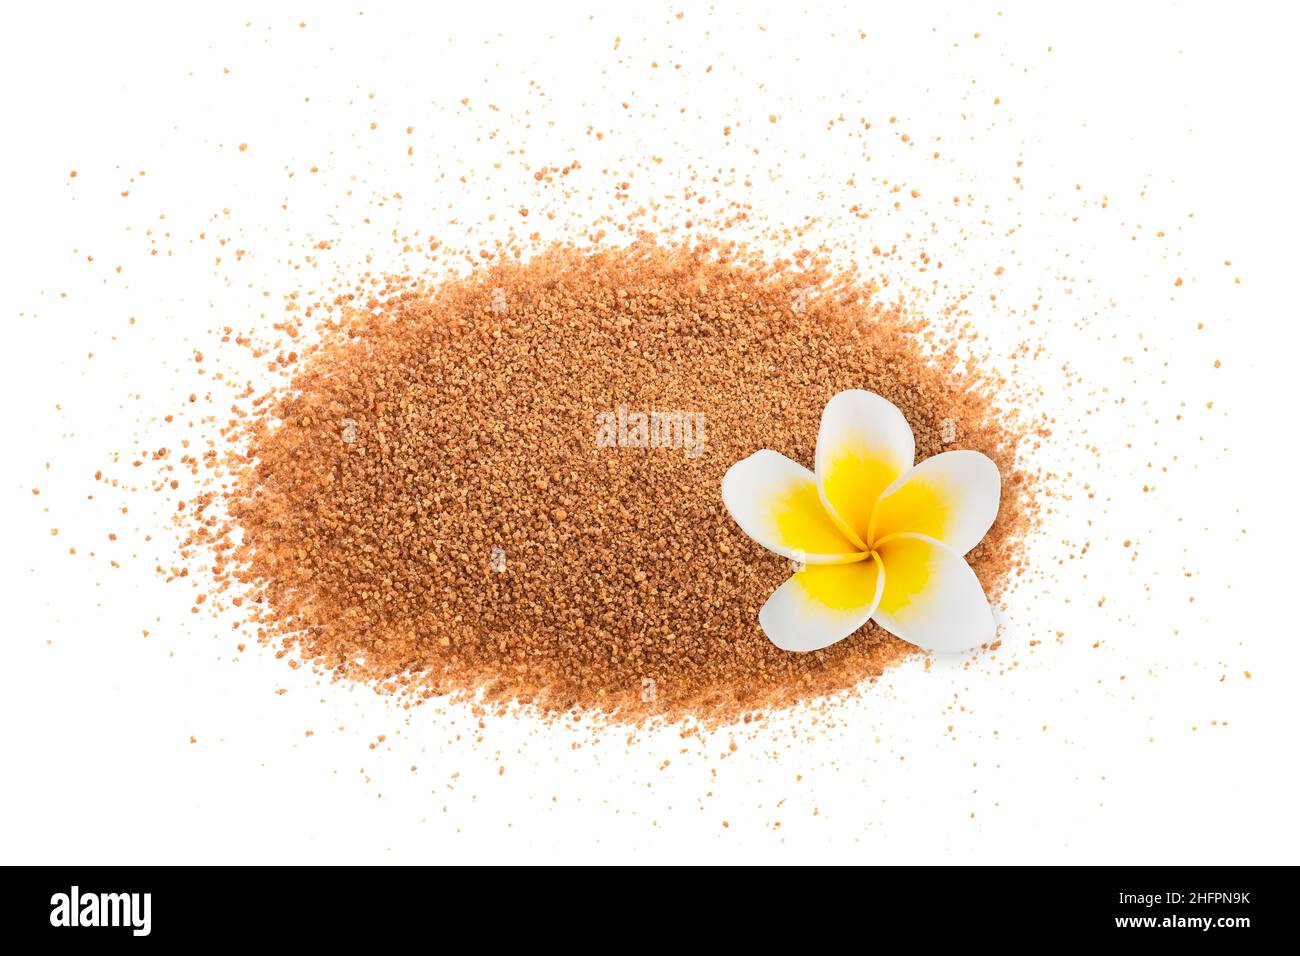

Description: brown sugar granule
[202,241,1030,722]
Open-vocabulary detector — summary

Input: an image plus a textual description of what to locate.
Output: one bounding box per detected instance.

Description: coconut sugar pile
[186,240,1031,721]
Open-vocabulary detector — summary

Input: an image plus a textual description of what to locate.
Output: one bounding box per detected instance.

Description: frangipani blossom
[721,390,1001,653]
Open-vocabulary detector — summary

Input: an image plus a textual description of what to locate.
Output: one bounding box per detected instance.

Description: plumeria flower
[721,390,1000,653]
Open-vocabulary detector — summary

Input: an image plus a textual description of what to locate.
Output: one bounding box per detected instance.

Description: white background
[2,1,1297,864]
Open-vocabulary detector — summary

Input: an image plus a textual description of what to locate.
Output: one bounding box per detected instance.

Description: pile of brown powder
[190,239,1032,721]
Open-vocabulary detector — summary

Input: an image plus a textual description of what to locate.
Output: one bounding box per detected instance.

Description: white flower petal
[722,450,866,564]
[815,390,915,546]
[871,533,995,652]
[869,450,1000,555]
[759,555,885,652]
